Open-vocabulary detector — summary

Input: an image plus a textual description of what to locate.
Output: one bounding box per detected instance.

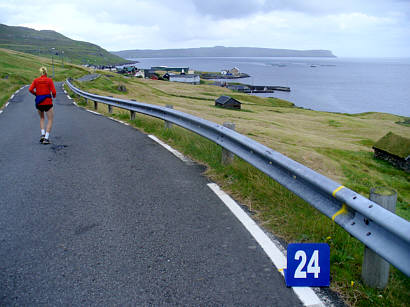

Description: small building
[143,69,158,79]
[134,70,144,78]
[117,65,138,74]
[151,66,189,73]
[373,132,410,172]
[169,74,200,85]
[215,96,241,110]
[229,67,240,76]
[227,84,250,92]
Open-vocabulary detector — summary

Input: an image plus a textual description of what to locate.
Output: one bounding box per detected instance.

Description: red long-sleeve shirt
[29,75,56,105]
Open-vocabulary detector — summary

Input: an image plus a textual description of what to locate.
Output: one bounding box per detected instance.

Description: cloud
[0,0,409,56]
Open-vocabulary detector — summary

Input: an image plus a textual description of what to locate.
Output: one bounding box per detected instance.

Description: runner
[29,66,56,144]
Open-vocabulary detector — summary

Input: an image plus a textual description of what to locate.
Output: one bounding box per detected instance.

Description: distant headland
[110,46,336,59]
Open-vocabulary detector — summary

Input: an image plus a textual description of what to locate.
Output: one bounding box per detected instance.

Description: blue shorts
[36,104,53,112]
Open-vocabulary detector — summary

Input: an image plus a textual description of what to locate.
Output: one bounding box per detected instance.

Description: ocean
[130,57,410,117]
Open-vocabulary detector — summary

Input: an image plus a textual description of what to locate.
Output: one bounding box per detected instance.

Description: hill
[0,24,129,66]
[111,46,336,59]
[0,48,88,108]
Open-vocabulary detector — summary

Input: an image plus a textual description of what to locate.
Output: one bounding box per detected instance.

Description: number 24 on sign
[284,243,330,287]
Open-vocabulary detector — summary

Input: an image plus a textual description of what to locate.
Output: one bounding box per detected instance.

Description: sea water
[130,57,410,117]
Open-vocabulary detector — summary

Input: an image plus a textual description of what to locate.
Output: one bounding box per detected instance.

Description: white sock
[45,132,50,139]
[41,129,45,136]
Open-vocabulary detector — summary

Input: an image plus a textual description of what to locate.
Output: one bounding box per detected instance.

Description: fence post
[108,105,113,114]
[361,187,397,289]
[130,111,135,120]
[165,105,173,129]
[221,122,235,165]
[94,101,98,110]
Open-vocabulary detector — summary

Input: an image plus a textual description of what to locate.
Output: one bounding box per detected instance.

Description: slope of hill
[0,48,88,108]
[0,24,129,66]
[111,46,336,59]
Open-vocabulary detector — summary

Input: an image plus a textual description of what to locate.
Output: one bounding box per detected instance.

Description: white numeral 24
[294,250,320,278]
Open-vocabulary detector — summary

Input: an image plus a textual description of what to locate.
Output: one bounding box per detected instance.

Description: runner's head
[40,66,47,76]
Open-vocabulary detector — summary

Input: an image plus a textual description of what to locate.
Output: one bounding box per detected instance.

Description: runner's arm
[28,80,36,96]
[50,79,57,98]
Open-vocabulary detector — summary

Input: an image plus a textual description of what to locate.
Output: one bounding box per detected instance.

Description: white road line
[109,118,130,126]
[10,95,14,100]
[207,183,324,307]
[5,102,9,108]
[148,135,192,164]
[67,95,72,100]
[0,110,3,115]
[86,110,101,116]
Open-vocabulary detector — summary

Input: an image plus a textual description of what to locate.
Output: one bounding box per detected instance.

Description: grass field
[67,73,409,307]
[0,48,88,109]
[0,24,128,65]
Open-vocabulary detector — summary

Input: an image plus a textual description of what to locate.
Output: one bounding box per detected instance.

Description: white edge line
[148,134,192,163]
[109,118,130,126]
[0,110,3,115]
[86,110,101,116]
[69,96,130,126]
[207,183,324,307]
[5,102,9,108]
[10,94,14,100]
[67,95,72,100]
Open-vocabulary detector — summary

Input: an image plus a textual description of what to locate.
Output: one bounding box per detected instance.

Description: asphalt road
[0,83,304,306]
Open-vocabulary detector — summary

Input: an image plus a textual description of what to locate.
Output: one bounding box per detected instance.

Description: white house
[169,74,200,85]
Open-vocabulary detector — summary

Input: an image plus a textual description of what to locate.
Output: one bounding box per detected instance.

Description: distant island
[111,46,336,59]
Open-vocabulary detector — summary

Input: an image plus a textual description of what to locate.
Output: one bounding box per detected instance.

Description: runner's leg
[38,110,45,132]
[45,107,54,134]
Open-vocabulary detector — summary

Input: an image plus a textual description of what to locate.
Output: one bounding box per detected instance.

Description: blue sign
[284,243,330,287]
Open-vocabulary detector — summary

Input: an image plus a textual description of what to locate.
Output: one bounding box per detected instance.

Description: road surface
[0,82,306,306]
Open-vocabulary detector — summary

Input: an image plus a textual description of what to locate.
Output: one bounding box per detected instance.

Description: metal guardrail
[66,79,410,277]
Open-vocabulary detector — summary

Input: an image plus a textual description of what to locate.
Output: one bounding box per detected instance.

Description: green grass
[66,80,410,306]
[0,24,128,65]
[395,118,410,127]
[329,119,343,127]
[317,148,410,220]
[0,48,88,108]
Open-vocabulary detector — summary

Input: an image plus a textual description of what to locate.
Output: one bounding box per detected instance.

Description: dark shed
[373,132,410,172]
[215,95,241,110]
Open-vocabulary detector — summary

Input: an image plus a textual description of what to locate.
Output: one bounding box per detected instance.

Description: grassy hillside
[0,24,129,66]
[0,48,88,108]
[68,73,409,307]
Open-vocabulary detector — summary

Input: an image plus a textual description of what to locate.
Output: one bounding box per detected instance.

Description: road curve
[0,83,304,306]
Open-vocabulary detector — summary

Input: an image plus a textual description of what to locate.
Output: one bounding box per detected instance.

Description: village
[84,64,290,94]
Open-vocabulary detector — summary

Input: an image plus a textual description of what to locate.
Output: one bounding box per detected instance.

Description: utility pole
[51,47,55,79]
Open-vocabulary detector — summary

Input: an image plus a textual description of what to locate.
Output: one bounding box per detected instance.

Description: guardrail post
[222,122,235,165]
[93,101,98,110]
[165,105,173,129]
[130,111,135,120]
[361,187,397,289]
[108,105,113,114]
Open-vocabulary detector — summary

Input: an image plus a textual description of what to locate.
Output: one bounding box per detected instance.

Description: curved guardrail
[66,79,410,276]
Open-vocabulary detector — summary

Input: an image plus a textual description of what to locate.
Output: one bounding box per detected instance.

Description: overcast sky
[1,0,409,57]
